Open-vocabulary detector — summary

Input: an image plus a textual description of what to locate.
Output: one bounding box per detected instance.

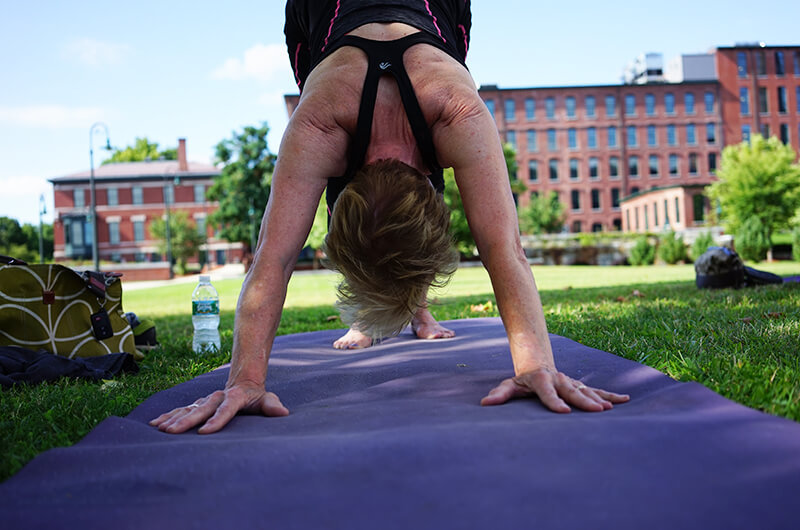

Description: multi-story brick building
[480,44,800,234]
[50,139,244,277]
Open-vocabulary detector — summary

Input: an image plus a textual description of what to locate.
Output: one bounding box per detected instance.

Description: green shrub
[629,236,656,265]
[792,226,800,262]
[736,217,771,262]
[657,231,688,264]
[690,231,715,262]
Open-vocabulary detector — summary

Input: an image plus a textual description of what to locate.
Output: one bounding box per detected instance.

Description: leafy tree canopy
[0,216,53,262]
[149,211,206,275]
[518,191,566,235]
[707,134,800,240]
[207,123,276,249]
[103,137,177,165]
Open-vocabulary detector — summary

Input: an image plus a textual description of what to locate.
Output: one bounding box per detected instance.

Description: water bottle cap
[199,275,210,283]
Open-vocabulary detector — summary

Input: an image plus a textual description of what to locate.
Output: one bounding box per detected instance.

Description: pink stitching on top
[294,43,303,87]
[423,0,446,42]
[458,24,468,57]
[321,0,342,52]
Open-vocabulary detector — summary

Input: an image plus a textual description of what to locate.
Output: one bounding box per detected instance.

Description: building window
[795,51,800,75]
[627,126,637,147]
[653,201,659,227]
[649,155,659,176]
[585,96,596,118]
[780,123,790,144]
[73,189,84,208]
[708,152,717,173]
[665,93,675,114]
[108,221,120,245]
[591,189,601,210]
[667,125,677,146]
[196,216,206,237]
[693,195,705,222]
[742,125,751,142]
[485,100,495,119]
[669,154,679,176]
[689,153,698,175]
[592,223,603,233]
[629,156,639,177]
[644,204,649,230]
[706,123,717,144]
[635,207,640,230]
[107,187,118,206]
[645,94,655,116]
[758,87,768,114]
[504,99,516,121]
[625,94,636,116]
[526,130,538,152]
[675,197,681,224]
[775,51,785,76]
[647,125,657,147]
[547,129,557,151]
[687,124,697,145]
[572,220,582,233]
[568,128,578,149]
[164,184,174,205]
[760,123,771,138]
[611,188,620,209]
[777,87,787,113]
[685,92,695,115]
[755,51,766,76]
[569,158,579,180]
[607,126,618,148]
[740,87,750,115]
[704,91,715,114]
[626,210,631,230]
[571,189,581,211]
[566,96,576,118]
[797,87,800,113]
[737,52,748,77]
[546,97,556,119]
[549,159,559,181]
[132,186,143,205]
[609,156,619,178]
[506,130,517,150]
[589,157,599,179]
[194,184,206,203]
[525,98,536,120]
[605,95,616,117]
[528,160,539,182]
[133,220,145,242]
[587,127,597,149]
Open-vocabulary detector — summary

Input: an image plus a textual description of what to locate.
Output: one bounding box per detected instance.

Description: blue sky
[2,0,798,226]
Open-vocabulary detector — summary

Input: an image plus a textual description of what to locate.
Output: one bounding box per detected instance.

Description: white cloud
[0,176,53,225]
[211,43,289,82]
[62,37,131,67]
[256,90,288,107]
[0,105,108,129]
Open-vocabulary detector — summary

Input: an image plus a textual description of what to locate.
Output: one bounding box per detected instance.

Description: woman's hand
[481,368,630,413]
[149,382,289,434]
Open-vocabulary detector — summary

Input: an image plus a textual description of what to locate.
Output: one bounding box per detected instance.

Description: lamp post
[163,169,179,280]
[89,122,111,271]
[38,194,47,264]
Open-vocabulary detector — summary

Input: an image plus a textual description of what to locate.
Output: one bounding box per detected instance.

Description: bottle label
[193,300,219,315]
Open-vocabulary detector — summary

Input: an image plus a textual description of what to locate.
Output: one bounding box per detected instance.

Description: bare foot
[411,308,455,340]
[333,328,373,350]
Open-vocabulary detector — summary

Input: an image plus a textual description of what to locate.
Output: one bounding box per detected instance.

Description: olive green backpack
[0,256,137,359]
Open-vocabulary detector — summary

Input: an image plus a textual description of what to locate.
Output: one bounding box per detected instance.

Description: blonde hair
[323,159,459,338]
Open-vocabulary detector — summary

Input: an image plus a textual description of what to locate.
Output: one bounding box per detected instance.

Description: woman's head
[324,159,458,338]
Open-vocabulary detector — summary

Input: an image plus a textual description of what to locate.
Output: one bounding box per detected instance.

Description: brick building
[50,139,244,277]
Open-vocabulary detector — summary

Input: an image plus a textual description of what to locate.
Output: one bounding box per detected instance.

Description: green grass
[2,262,800,482]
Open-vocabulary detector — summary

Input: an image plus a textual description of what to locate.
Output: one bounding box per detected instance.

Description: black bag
[695,247,783,289]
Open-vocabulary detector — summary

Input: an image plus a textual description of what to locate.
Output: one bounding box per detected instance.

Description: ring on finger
[186,403,200,409]
[575,384,587,391]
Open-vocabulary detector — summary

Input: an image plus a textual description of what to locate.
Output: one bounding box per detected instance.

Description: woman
[151,0,629,435]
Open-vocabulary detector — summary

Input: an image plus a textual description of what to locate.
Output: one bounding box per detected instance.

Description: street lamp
[38,194,47,264]
[163,169,179,280]
[89,122,111,271]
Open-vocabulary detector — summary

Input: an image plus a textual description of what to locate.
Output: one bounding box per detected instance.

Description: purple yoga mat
[2,317,799,529]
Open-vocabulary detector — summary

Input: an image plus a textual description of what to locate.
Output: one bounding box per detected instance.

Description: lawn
[2,261,799,482]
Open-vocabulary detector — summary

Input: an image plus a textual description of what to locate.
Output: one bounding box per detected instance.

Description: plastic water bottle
[192,275,220,353]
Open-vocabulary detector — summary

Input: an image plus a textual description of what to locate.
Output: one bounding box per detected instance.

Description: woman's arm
[434,80,629,412]
[150,97,350,433]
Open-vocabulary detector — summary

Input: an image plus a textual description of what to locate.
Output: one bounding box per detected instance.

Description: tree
[103,137,176,164]
[304,197,328,268]
[207,123,276,252]
[0,216,53,262]
[707,134,800,243]
[518,192,565,235]
[149,211,206,275]
[443,143,523,257]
